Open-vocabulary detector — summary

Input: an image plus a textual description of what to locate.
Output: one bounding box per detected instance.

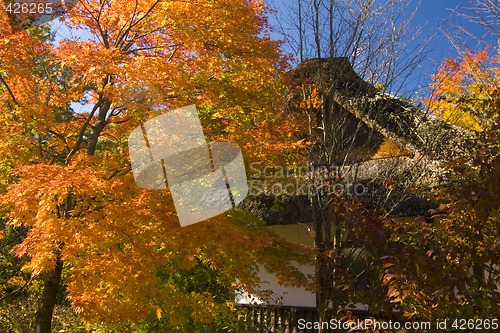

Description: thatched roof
[290,57,476,162]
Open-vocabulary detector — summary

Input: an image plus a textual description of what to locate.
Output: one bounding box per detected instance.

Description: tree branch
[0,75,19,106]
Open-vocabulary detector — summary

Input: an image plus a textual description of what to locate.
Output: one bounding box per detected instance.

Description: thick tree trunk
[34,257,63,333]
[33,96,109,331]
[86,99,111,156]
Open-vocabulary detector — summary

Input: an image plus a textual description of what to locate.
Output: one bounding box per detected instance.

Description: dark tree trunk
[34,257,63,333]
[33,94,109,331]
[86,99,111,156]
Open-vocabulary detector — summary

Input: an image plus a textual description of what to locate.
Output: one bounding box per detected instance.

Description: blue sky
[410,1,498,77]
[49,1,498,103]
[266,0,499,97]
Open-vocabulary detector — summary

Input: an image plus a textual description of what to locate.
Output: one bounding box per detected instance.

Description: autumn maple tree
[424,47,498,131]
[0,1,311,332]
